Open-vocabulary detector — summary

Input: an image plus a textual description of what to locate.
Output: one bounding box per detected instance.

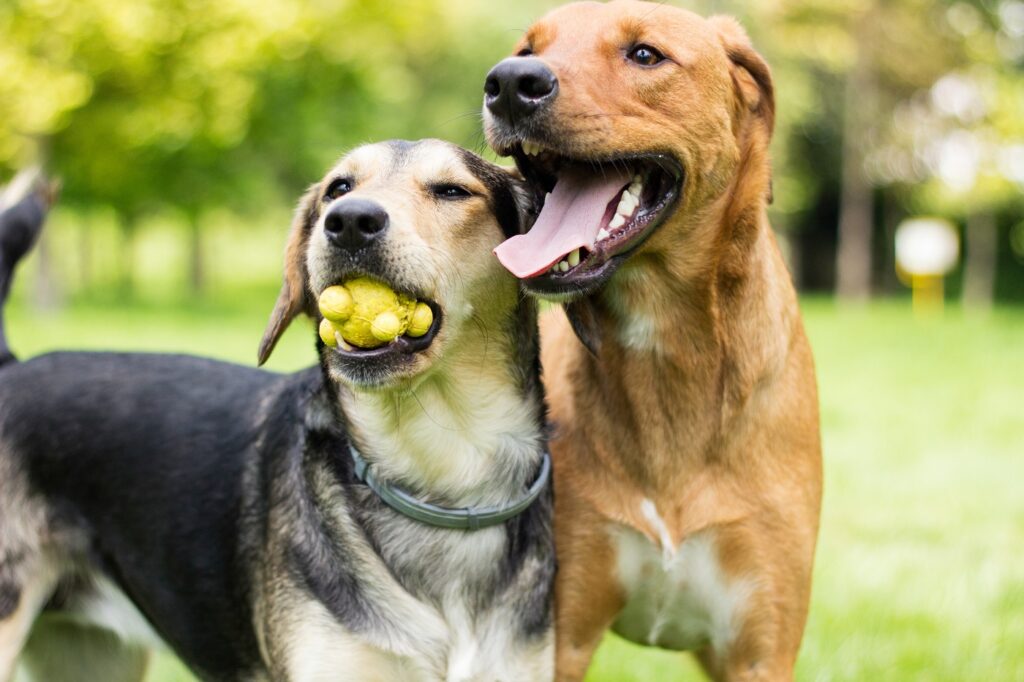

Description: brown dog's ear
[710,16,775,139]
[258,185,320,366]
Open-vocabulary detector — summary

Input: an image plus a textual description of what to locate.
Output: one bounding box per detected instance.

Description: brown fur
[491,3,822,680]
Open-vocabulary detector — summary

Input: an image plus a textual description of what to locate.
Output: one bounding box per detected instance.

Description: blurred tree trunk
[188,215,204,295]
[32,228,62,310]
[879,191,903,294]
[118,215,136,297]
[963,212,996,310]
[835,13,876,302]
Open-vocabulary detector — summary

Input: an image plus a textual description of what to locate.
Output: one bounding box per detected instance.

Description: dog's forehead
[404,141,481,184]
[528,0,715,56]
[331,140,482,189]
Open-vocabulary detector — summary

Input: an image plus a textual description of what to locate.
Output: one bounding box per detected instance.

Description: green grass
[7,294,1024,681]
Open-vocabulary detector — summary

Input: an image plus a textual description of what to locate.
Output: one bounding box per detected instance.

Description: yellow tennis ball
[319,285,354,322]
[317,277,424,349]
[318,318,339,347]
[370,311,402,342]
[407,302,433,338]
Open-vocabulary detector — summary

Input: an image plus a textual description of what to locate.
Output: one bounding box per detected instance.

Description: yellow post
[911,274,944,316]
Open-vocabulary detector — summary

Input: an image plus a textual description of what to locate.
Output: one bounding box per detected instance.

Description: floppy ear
[710,16,775,139]
[495,166,540,238]
[258,185,320,366]
[710,16,775,203]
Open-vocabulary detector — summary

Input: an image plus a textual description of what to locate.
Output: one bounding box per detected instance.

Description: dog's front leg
[552,492,625,682]
[693,518,816,682]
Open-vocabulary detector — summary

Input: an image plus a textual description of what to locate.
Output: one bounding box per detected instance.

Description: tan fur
[500,3,822,680]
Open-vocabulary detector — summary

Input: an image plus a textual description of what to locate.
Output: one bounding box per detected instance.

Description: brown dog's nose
[484,57,558,122]
[324,199,389,251]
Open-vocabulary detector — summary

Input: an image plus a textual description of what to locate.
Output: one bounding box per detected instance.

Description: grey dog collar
[349,445,551,530]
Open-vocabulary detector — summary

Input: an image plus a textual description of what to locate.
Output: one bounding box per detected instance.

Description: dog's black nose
[324,199,389,250]
[484,57,558,122]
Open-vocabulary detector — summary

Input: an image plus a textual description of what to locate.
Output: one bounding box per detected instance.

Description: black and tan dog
[0,141,554,681]
[484,2,822,680]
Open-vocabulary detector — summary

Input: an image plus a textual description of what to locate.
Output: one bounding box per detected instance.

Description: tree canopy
[2,0,1022,300]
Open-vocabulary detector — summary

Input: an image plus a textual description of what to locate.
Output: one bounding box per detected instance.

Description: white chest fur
[611,501,753,653]
[282,590,552,682]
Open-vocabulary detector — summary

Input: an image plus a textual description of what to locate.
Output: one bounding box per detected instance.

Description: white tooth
[633,174,643,184]
[615,197,633,217]
[597,228,611,241]
[568,249,580,267]
[609,214,626,229]
[629,181,643,197]
[336,333,354,352]
[558,260,569,272]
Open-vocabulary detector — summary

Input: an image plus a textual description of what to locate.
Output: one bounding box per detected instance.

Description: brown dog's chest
[608,503,753,653]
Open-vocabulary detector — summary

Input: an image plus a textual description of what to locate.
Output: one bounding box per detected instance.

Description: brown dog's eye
[323,179,352,202]
[431,184,472,200]
[627,45,666,67]
[517,47,533,57]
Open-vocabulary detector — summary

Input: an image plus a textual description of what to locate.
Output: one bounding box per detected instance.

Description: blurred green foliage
[2,0,1023,301]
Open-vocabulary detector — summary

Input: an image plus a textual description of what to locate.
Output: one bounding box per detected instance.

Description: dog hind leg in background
[0,172,147,682]
[0,168,57,367]
[0,168,52,682]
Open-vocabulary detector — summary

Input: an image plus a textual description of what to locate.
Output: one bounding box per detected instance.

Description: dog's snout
[484,57,558,122]
[324,199,389,251]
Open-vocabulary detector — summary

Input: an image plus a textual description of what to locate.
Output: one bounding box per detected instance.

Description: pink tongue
[494,166,631,278]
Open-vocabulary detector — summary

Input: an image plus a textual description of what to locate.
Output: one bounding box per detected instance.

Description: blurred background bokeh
[3,1,1022,680]
[4,0,1024,307]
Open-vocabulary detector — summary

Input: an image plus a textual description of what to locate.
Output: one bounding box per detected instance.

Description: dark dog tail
[0,168,58,367]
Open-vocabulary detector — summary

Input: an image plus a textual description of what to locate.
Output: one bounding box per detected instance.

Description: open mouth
[329,299,443,362]
[494,144,683,295]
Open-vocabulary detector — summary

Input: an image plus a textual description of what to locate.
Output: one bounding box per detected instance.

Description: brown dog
[482,2,822,680]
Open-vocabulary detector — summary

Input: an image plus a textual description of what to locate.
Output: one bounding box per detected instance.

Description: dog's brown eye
[517,47,533,57]
[627,45,665,67]
[324,179,352,202]
[431,184,471,200]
